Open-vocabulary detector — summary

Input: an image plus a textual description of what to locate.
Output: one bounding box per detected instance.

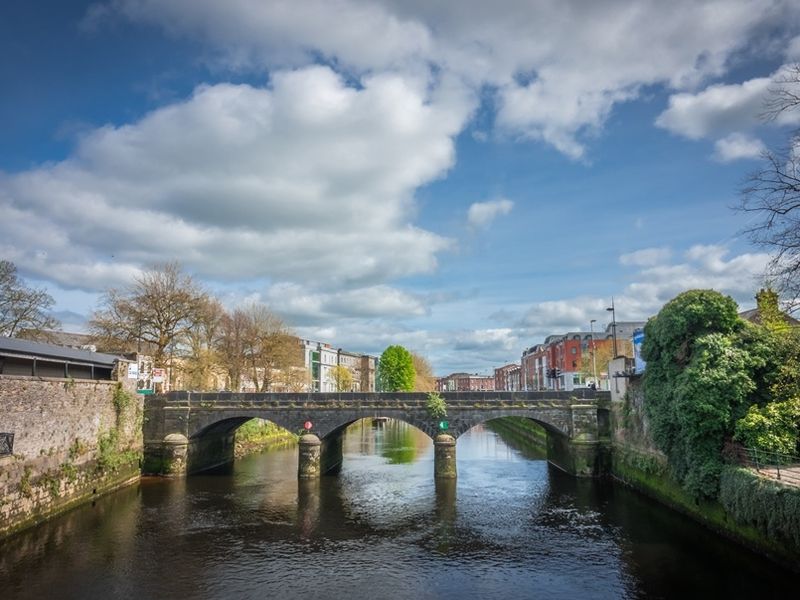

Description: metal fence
[0,432,13,457]
[739,447,800,487]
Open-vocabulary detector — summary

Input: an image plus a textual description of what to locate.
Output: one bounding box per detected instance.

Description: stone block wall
[0,374,142,538]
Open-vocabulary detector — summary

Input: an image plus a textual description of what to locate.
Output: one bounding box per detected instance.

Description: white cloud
[90,0,795,158]
[520,245,771,337]
[467,198,513,228]
[655,77,772,139]
[0,66,467,291]
[262,282,427,322]
[655,64,800,155]
[712,132,766,162]
[619,247,672,267]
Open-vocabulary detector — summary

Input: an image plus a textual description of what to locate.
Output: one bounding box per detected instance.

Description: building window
[570,347,577,354]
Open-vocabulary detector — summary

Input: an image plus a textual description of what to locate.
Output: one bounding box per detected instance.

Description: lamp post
[589,319,598,386]
[606,298,618,358]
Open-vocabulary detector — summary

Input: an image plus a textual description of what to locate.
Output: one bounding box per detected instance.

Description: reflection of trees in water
[483,417,548,461]
[380,420,426,464]
[343,418,429,464]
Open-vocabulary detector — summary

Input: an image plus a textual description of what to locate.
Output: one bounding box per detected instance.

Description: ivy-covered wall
[0,374,142,539]
[611,377,800,568]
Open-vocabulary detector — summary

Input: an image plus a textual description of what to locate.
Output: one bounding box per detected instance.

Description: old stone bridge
[143,390,611,479]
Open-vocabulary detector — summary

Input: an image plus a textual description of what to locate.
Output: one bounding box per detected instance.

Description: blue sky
[2,0,800,373]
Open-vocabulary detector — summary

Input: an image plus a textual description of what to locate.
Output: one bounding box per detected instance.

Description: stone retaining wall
[0,374,142,539]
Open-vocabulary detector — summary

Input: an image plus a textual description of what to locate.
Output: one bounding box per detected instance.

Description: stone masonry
[143,390,610,477]
[0,374,142,539]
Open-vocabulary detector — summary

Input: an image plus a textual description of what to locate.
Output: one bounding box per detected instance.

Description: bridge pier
[298,434,322,479]
[163,433,189,475]
[434,434,457,479]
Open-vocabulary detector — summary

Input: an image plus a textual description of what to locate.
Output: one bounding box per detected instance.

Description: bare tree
[216,303,302,392]
[741,63,800,307]
[180,297,225,390]
[328,364,354,392]
[89,262,207,366]
[216,307,250,391]
[411,351,436,392]
[0,260,60,338]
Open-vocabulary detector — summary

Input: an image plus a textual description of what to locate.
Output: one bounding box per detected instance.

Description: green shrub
[426,392,447,420]
[720,466,800,553]
[735,398,800,455]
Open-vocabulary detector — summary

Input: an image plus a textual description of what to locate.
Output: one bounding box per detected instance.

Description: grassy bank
[234,419,298,458]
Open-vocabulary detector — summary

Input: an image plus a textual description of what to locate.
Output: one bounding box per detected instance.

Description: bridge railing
[725,442,800,487]
[156,390,609,408]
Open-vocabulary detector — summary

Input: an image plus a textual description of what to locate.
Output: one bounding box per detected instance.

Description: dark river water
[1,420,795,599]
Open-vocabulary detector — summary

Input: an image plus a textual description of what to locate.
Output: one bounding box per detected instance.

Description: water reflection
[0,418,796,600]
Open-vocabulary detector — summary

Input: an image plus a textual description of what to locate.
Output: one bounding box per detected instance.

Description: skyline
[2,1,800,373]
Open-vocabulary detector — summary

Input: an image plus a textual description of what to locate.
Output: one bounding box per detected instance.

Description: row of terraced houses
[436,321,646,393]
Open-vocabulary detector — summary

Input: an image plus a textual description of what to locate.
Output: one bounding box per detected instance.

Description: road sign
[303,421,313,430]
[438,420,449,431]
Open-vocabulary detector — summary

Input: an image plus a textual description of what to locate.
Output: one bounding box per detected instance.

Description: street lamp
[606,298,618,358]
[589,319,598,386]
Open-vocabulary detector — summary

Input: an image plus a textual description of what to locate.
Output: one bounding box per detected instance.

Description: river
[0,419,795,599]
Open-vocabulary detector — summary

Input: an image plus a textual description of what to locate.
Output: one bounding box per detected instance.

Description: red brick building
[436,372,495,392]
[494,363,521,391]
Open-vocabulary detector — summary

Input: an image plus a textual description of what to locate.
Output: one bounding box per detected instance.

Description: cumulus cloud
[656,64,800,155]
[655,77,772,139]
[520,245,771,337]
[262,282,427,322]
[712,132,766,162]
[467,198,513,228]
[0,66,467,291]
[89,0,795,158]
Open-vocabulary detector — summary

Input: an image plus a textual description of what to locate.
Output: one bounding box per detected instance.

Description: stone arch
[186,414,297,474]
[316,415,433,475]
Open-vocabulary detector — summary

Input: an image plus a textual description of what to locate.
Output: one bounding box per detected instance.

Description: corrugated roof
[0,336,124,366]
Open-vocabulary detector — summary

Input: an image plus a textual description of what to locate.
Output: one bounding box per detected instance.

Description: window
[570,347,577,354]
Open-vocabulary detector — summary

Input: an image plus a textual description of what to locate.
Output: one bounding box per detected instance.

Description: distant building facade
[436,372,495,392]
[301,339,377,392]
[494,363,521,391]
[520,321,645,391]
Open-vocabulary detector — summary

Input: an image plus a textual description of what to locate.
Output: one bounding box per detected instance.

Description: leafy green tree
[642,290,770,499]
[735,398,800,455]
[377,345,415,392]
[768,329,800,404]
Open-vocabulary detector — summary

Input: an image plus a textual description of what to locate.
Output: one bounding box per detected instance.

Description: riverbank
[609,387,800,571]
[234,419,298,458]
